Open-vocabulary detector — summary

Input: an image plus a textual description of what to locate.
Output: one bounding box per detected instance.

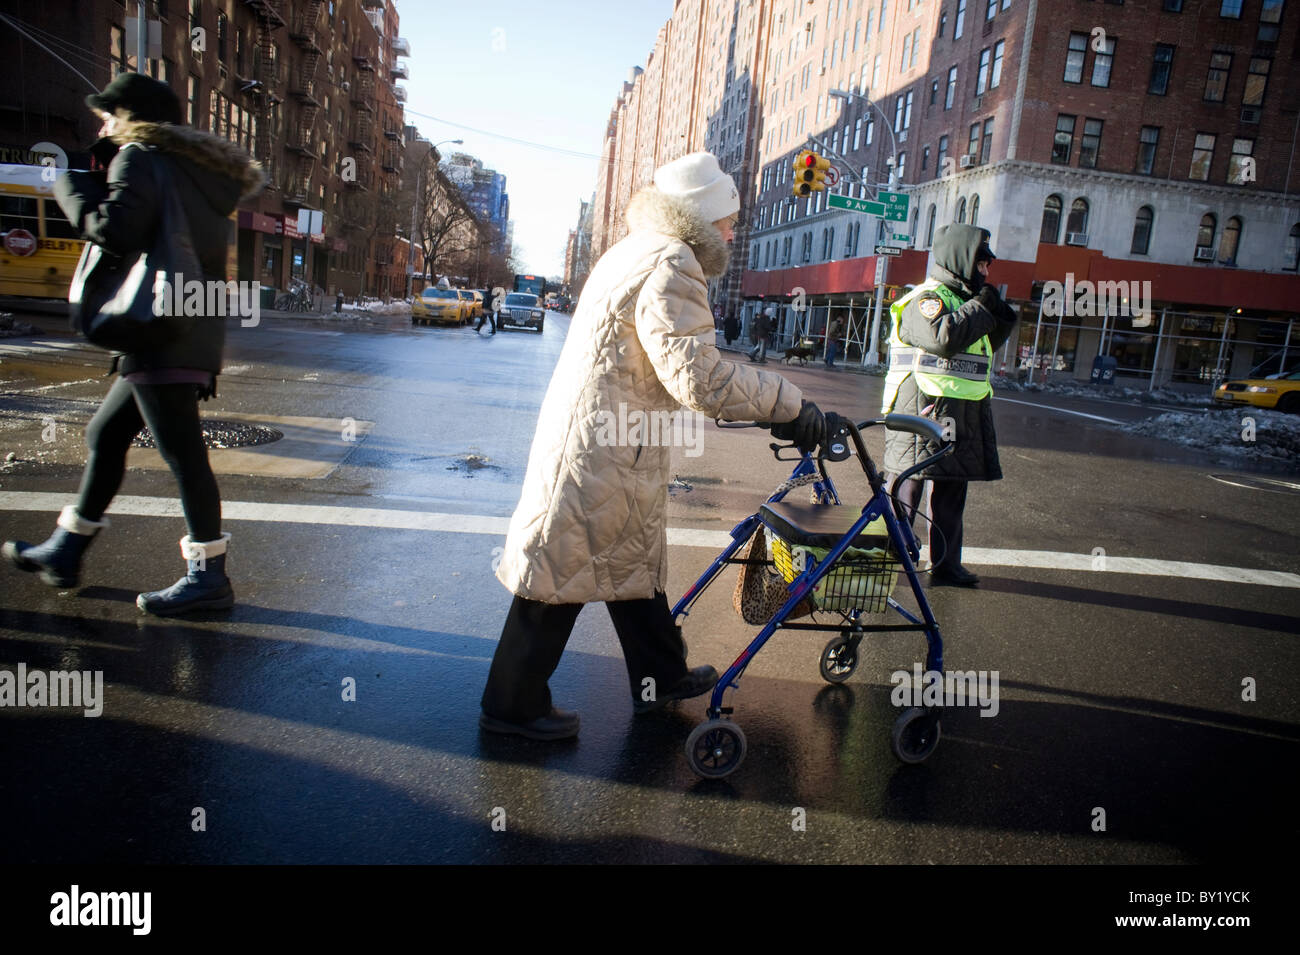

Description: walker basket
[769,531,899,614]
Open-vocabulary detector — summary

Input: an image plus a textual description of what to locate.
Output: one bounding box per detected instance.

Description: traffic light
[792,150,831,196]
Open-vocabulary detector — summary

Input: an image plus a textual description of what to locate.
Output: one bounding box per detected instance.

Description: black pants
[475,311,496,333]
[481,592,690,722]
[894,477,968,571]
[76,376,222,541]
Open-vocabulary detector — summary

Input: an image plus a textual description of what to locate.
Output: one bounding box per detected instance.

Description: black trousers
[76,376,222,541]
[893,477,968,571]
[475,310,496,333]
[481,592,690,722]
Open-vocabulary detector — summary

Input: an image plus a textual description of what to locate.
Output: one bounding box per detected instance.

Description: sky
[396,0,675,277]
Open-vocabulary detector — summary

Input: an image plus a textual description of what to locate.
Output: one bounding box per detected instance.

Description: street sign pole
[868,252,887,366]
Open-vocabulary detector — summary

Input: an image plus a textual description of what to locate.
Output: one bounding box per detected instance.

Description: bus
[513,274,546,298]
[0,163,87,299]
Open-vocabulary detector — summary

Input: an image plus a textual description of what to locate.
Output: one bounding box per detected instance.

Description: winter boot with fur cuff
[137,533,235,616]
[3,505,109,588]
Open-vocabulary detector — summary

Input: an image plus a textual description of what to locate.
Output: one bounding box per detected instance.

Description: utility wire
[0,13,101,91]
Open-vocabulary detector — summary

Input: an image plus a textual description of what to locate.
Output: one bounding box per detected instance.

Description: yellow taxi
[412,287,466,326]
[1214,371,1300,414]
[458,289,480,321]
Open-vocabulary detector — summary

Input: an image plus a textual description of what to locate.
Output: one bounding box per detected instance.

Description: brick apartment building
[0,0,412,299]
[588,0,1300,387]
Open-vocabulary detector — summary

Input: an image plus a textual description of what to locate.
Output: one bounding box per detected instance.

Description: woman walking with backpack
[3,73,265,615]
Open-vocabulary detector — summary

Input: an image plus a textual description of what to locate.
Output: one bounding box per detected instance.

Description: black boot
[3,505,108,588]
[137,533,235,616]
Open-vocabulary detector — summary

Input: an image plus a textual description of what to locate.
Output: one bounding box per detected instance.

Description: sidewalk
[715,332,887,377]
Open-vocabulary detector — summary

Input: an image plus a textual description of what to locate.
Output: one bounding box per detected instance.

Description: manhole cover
[1207,474,1300,495]
[132,420,283,450]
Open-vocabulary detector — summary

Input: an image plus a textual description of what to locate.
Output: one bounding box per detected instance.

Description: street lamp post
[406,138,463,300]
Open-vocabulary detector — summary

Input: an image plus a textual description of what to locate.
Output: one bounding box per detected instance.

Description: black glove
[770,400,826,455]
[89,136,119,171]
[821,411,851,461]
[977,284,1016,323]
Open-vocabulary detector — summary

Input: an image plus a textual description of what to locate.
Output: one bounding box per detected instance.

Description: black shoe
[3,506,107,588]
[633,665,719,714]
[931,564,980,587]
[479,706,579,740]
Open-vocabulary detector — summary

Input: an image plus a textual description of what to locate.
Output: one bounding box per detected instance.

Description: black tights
[76,377,222,541]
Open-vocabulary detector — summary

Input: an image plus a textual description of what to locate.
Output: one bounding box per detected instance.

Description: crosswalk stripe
[1,490,1295,589]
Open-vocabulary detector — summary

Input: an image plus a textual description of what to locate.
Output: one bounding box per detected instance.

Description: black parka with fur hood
[55,119,265,376]
[882,224,1018,481]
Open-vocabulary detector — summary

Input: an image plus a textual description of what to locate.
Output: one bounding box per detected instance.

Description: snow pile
[358,301,412,315]
[1119,408,1300,465]
[992,375,1213,406]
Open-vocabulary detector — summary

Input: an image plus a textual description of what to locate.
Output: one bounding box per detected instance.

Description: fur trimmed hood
[110,119,266,205]
[625,186,731,278]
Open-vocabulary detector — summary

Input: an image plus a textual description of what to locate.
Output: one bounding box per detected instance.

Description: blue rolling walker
[671,414,953,779]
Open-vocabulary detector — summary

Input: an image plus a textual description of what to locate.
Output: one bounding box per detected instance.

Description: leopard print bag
[731,528,813,625]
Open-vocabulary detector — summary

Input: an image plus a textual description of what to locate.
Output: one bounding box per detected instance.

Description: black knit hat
[86,72,182,125]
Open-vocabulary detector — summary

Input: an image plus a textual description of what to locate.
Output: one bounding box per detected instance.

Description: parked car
[412,287,466,326]
[497,292,545,333]
[1214,370,1300,413]
[457,289,479,323]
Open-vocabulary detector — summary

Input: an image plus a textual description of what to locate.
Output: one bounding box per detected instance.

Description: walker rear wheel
[685,719,747,778]
[891,707,941,764]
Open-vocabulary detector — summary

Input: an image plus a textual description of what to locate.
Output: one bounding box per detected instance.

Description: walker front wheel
[891,707,941,764]
[819,634,858,683]
[685,719,747,779]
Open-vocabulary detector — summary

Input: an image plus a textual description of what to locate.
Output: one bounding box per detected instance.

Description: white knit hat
[653,152,740,223]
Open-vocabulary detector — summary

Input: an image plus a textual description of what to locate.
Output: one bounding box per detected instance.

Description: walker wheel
[685,719,747,779]
[891,707,941,764]
[819,634,858,683]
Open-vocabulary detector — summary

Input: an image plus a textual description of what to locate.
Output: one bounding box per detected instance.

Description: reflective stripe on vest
[881,279,993,412]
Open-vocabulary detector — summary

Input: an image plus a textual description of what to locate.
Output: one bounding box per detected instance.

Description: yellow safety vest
[882,279,993,412]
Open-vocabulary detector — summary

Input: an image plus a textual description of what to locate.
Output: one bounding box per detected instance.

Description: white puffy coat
[495,187,804,604]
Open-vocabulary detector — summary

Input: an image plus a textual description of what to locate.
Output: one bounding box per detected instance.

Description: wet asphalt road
[0,308,1297,864]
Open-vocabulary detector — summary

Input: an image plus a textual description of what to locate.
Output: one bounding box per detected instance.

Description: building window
[217,11,228,62]
[1091,36,1115,87]
[1259,0,1284,42]
[1243,57,1270,108]
[897,151,906,179]
[991,40,1005,88]
[1196,213,1217,253]
[1190,133,1216,180]
[1149,44,1175,95]
[956,196,967,222]
[1064,32,1087,83]
[872,54,881,89]
[937,134,949,174]
[854,118,863,149]
[1052,114,1075,163]
[970,195,980,226]
[1284,224,1300,270]
[945,66,958,109]
[1066,198,1089,237]
[802,233,812,263]
[910,27,921,69]
[1204,53,1231,101]
[979,118,994,163]
[866,115,875,145]
[1220,0,1243,17]
[187,75,201,126]
[1040,195,1063,243]
[903,90,914,128]
[955,0,966,38]
[976,48,991,94]
[1219,216,1242,264]
[930,79,939,105]
[1137,125,1160,174]
[1164,0,1184,9]
[922,145,931,172]
[1079,119,1103,168]
[902,32,913,71]
[1131,206,1154,254]
[1228,138,1254,184]
[986,0,997,19]
[926,204,937,246]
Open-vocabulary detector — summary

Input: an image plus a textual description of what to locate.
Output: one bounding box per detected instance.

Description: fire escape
[241,0,286,188]
[346,42,376,193]
[284,0,324,207]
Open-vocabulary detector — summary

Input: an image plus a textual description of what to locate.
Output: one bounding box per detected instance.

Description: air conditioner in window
[1240,106,1261,123]
[898,129,908,142]
[959,154,974,168]
[1065,232,1088,246]
[1194,246,1215,261]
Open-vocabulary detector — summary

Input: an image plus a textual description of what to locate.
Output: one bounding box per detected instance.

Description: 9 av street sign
[828,191,910,222]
